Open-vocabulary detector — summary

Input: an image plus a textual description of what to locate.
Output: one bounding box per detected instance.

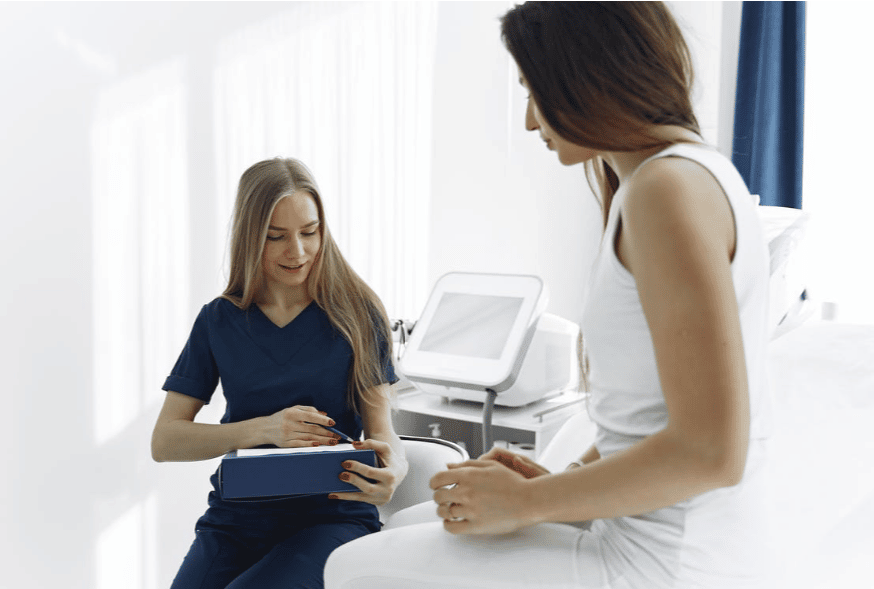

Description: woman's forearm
[151,417,268,462]
[525,427,744,525]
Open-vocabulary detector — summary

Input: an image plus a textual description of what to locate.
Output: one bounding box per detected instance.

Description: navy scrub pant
[171,492,380,589]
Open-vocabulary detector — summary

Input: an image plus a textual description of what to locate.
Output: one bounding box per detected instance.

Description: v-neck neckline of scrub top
[247,301,322,365]
[254,300,317,329]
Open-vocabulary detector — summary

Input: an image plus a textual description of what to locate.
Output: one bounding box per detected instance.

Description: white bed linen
[766,321,874,587]
[540,320,874,587]
[327,321,874,588]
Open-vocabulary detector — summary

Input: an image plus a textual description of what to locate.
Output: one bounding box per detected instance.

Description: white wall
[0,3,736,588]
[427,1,600,324]
[426,1,737,324]
[669,0,742,154]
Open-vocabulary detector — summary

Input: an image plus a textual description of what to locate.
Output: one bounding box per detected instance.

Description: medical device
[399,272,580,451]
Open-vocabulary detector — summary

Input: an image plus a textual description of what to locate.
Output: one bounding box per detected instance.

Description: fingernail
[312,442,320,447]
[342,461,352,469]
[340,473,350,481]
[329,439,338,446]
[328,494,338,500]
[328,419,336,426]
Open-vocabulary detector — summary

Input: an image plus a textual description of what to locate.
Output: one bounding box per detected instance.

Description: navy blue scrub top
[163,297,397,441]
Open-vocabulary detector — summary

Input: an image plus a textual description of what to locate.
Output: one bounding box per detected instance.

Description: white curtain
[91,59,191,444]
[213,1,437,321]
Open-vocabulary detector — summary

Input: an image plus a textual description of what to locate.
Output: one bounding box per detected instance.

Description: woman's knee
[171,529,260,589]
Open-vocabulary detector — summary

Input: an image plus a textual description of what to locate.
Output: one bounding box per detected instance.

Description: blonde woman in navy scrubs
[151,158,407,589]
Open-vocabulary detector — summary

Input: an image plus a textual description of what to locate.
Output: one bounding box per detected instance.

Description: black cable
[390,319,415,362]
[481,388,498,456]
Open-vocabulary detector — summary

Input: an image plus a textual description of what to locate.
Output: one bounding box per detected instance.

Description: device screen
[418,293,524,360]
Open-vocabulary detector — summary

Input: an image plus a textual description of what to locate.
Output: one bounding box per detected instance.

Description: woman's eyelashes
[266,231,317,241]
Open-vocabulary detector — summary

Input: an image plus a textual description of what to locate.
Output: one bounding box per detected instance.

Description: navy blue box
[218,446,377,500]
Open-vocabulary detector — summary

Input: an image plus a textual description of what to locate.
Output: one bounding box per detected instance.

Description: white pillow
[755,201,812,338]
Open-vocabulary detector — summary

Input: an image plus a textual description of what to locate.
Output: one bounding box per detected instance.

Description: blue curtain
[732,1,806,209]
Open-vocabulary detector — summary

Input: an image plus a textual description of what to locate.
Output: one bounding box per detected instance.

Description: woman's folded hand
[329,438,407,506]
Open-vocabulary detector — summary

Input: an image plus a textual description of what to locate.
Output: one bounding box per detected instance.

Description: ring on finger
[448,502,464,522]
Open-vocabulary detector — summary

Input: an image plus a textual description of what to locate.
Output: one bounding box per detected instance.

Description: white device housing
[400,272,580,407]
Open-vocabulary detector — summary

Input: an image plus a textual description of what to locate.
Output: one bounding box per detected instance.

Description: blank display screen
[418,293,524,360]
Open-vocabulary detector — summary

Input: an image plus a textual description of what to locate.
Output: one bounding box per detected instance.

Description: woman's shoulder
[635,142,741,190]
[197,296,247,324]
[627,143,730,203]
[621,146,736,260]
[636,155,716,194]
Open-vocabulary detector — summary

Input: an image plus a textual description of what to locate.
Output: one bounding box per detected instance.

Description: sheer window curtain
[213,1,437,321]
[91,60,191,445]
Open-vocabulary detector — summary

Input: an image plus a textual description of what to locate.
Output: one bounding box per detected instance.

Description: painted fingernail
[328,494,338,500]
[342,461,352,469]
[328,419,336,426]
[329,439,338,446]
[312,442,320,447]
[340,473,350,481]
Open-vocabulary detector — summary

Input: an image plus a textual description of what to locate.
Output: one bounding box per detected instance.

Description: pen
[306,422,356,444]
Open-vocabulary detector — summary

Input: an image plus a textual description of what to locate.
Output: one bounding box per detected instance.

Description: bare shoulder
[621,155,735,262]
[626,155,728,214]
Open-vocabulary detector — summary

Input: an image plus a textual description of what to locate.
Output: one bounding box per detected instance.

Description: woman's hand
[479,446,551,479]
[329,439,408,506]
[262,405,340,448]
[430,458,539,535]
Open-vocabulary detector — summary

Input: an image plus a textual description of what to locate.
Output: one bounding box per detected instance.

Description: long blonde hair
[221,158,393,413]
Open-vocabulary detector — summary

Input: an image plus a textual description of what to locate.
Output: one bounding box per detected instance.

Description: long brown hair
[222,158,393,413]
[501,1,701,226]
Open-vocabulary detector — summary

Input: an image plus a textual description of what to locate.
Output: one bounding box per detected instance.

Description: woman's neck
[599,126,705,182]
[255,285,312,314]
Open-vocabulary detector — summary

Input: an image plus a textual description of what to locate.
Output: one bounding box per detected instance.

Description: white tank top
[581,143,774,458]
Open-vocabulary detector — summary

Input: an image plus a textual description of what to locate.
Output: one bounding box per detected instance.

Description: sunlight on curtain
[213,1,437,320]
[802,2,874,325]
[91,60,191,444]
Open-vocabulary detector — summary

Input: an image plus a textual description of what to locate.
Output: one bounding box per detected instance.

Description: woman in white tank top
[325,3,774,587]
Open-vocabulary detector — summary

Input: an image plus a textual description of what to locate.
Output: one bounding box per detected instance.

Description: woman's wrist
[520,475,550,527]
[246,415,272,448]
[207,418,265,456]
